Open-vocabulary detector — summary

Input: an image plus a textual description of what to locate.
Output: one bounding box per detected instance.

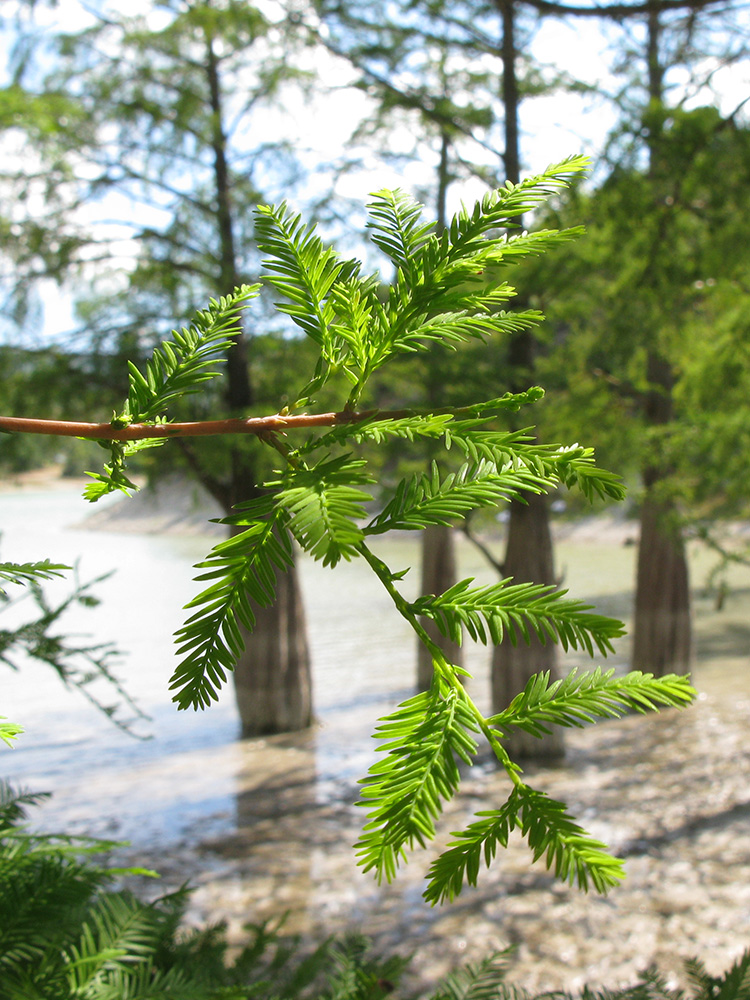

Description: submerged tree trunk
[204,30,312,737]
[418,130,463,690]
[492,491,564,759]
[630,15,692,680]
[232,527,313,736]
[632,494,691,677]
[418,525,463,689]
[488,0,563,759]
[234,566,312,736]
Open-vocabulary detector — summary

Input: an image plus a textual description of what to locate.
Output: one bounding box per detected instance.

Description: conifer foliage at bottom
[2,784,749,1000]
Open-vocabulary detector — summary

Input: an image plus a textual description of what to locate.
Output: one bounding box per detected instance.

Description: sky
[1,0,748,345]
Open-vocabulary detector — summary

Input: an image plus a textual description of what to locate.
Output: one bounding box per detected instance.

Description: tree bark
[630,13,692,681]
[418,525,463,689]
[203,29,312,737]
[492,491,564,758]
[632,495,691,677]
[232,527,313,736]
[499,0,520,184]
[491,0,563,758]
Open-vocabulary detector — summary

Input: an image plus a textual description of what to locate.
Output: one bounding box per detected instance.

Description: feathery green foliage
[366,460,548,533]
[83,285,260,502]
[490,667,695,739]
[684,951,750,1000]
[431,951,513,1000]
[123,287,260,422]
[356,682,480,882]
[278,455,374,566]
[0,788,312,999]
[80,158,695,901]
[256,202,349,349]
[0,559,68,594]
[411,581,625,653]
[424,786,626,905]
[170,497,293,710]
[0,717,23,747]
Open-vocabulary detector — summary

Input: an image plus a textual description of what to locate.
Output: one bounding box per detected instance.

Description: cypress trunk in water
[232,526,313,736]
[418,525,463,690]
[632,494,692,677]
[492,492,564,759]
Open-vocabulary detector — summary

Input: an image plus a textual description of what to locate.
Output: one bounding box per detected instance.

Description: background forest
[1,0,750,996]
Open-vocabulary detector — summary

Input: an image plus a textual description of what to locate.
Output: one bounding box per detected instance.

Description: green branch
[4,159,698,901]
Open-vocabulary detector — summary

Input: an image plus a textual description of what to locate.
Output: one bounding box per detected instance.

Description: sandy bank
[3,465,642,543]
[69,467,640,545]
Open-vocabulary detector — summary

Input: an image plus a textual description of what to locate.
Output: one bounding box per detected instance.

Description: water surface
[2,484,750,994]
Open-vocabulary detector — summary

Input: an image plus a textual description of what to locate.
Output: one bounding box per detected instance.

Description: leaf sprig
[170,496,292,710]
[489,667,695,739]
[276,455,374,567]
[365,460,548,534]
[0,560,69,596]
[82,158,696,902]
[411,580,625,654]
[355,682,480,883]
[424,786,625,905]
[83,284,260,501]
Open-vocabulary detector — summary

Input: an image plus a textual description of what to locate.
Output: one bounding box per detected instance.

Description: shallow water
[2,484,750,994]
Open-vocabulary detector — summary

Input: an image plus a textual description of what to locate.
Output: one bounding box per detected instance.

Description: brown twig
[0,399,509,442]
[0,410,385,441]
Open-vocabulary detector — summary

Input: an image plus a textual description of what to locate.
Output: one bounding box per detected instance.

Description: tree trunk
[417,129,463,690]
[418,525,463,689]
[489,0,563,759]
[499,0,520,184]
[203,30,312,737]
[632,495,691,677]
[492,491,564,759]
[632,355,692,678]
[629,13,691,681]
[232,527,313,736]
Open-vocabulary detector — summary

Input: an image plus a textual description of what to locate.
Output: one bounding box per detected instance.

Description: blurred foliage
[0,555,146,737]
[0,343,128,472]
[516,107,750,513]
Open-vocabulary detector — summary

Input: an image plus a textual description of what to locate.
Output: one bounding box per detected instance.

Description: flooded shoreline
[3,481,750,994]
[115,672,750,996]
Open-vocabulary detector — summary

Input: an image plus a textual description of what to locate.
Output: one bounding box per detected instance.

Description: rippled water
[3,482,750,994]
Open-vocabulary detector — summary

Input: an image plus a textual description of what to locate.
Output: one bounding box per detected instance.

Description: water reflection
[2,484,750,993]
[166,688,750,996]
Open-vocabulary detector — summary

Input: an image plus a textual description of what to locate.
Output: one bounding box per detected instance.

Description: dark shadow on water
[621,799,750,857]
[578,590,634,620]
[695,620,750,661]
